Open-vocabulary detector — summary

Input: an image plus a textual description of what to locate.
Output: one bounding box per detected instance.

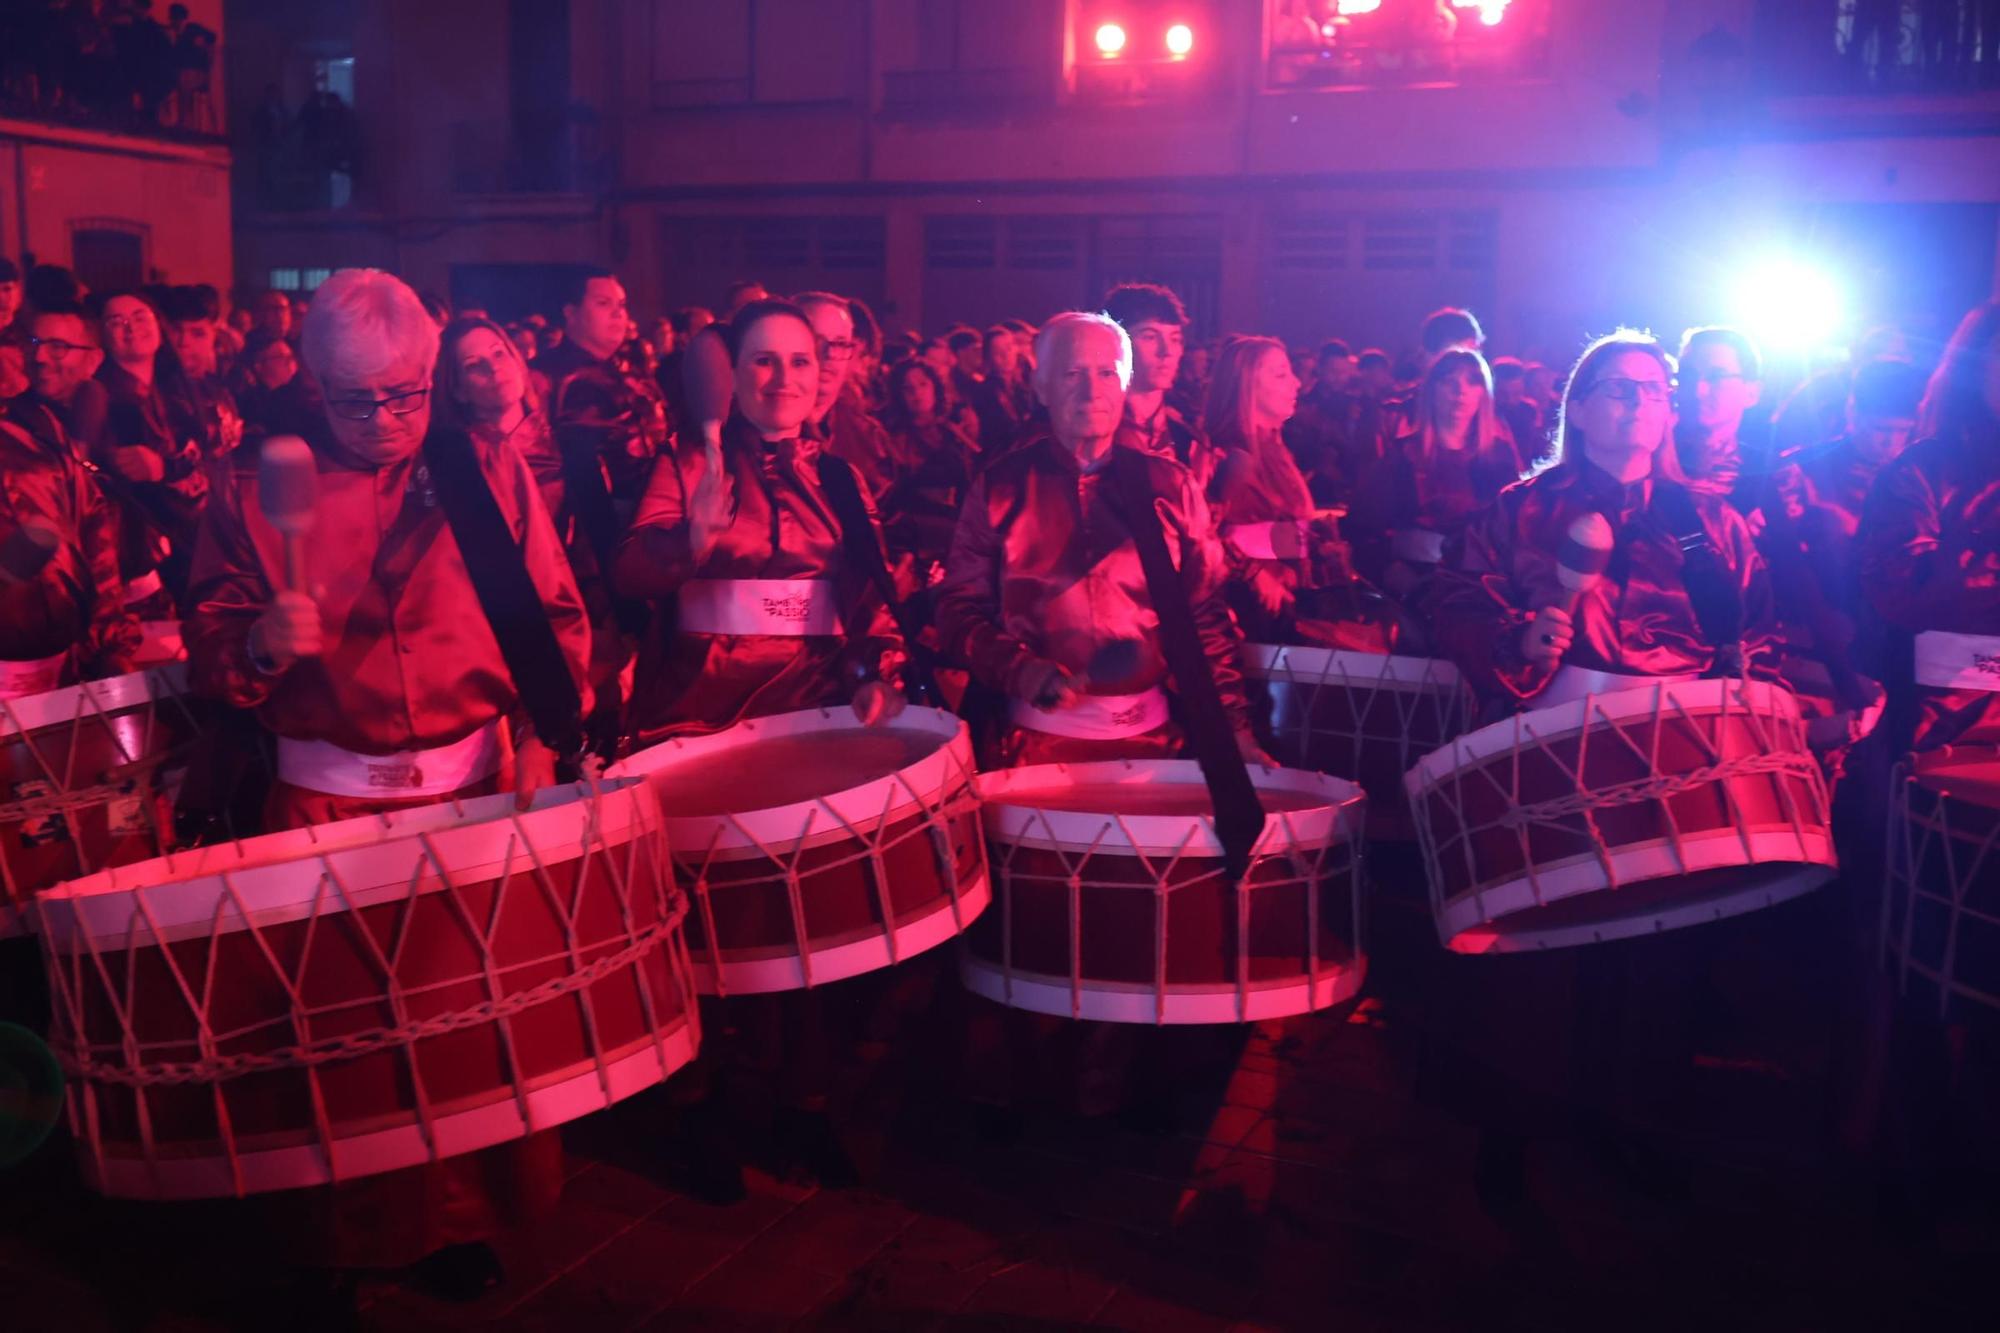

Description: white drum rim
[695,868,992,995]
[979,760,1362,856]
[1432,827,1837,943]
[1443,861,1835,954]
[977,759,1363,857]
[0,662,189,738]
[1404,675,1805,796]
[959,949,1366,1025]
[1242,643,1463,694]
[74,1016,698,1200]
[612,705,974,858]
[36,777,661,950]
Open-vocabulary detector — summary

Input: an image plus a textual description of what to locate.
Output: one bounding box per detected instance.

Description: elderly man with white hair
[183,268,591,1299]
[936,310,1255,766]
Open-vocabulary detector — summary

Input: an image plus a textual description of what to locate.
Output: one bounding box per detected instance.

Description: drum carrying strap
[815,452,941,706]
[1650,482,1746,677]
[1103,445,1266,882]
[423,426,588,768]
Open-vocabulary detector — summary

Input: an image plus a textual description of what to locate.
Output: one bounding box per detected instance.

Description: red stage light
[1095,22,1128,56]
[1165,23,1194,57]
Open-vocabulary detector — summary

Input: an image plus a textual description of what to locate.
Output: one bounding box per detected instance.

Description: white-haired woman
[184,267,593,1305]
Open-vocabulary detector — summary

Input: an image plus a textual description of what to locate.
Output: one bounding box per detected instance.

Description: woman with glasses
[1429,329,1775,702]
[1348,346,1523,607]
[80,289,210,613]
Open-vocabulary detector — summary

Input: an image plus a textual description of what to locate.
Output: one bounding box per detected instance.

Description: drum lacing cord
[679,735,982,995]
[1883,759,2000,1019]
[0,750,178,823]
[50,913,682,1088]
[1492,749,1823,830]
[1262,650,1470,782]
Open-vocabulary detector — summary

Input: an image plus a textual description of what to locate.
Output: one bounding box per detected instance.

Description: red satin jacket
[185,429,592,753]
[1858,432,2000,751]
[935,432,1248,729]
[1430,457,1778,706]
[0,413,139,675]
[613,417,904,742]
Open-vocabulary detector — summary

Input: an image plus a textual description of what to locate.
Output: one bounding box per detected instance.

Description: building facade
[2,0,231,295]
[228,0,2000,362]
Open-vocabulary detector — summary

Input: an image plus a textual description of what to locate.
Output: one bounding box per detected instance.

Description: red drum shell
[1406,676,1836,953]
[36,778,696,1200]
[1244,645,1468,839]
[611,706,989,995]
[963,760,1367,1024]
[1886,747,2000,1019]
[1,665,194,937]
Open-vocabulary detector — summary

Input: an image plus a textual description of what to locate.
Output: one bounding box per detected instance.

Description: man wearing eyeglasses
[181,268,591,1304]
[1674,327,1766,508]
[532,266,672,754]
[796,289,898,499]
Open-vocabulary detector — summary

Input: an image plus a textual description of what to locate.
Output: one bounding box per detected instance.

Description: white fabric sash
[1010,688,1170,740]
[1914,630,2000,693]
[678,578,844,637]
[122,569,164,604]
[1223,520,1307,562]
[0,649,68,701]
[1539,665,1698,708]
[277,720,504,799]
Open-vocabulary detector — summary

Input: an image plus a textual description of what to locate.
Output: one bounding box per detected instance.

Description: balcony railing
[1755,1,2000,95]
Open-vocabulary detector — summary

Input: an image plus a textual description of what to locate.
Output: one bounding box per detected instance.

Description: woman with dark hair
[876,357,980,580]
[1859,300,2000,754]
[1203,335,1389,648]
[80,288,209,612]
[435,315,555,507]
[614,298,906,741]
[1348,345,1523,599]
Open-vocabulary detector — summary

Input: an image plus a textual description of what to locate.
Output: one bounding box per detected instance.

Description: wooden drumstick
[257,435,318,592]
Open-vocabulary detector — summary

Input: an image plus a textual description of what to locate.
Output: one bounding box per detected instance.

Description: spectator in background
[1489,355,1542,458]
[1103,282,1206,475]
[877,358,981,586]
[167,3,216,130]
[234,329,315,439]
[1674,326,1765,507]
[159,282,242,461]
[0,257,25,400]
[965,323,1032,455]
[1285,337,1361,503]
[722,280,768,316]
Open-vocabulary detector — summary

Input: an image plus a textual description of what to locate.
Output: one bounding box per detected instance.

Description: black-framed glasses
[1590,377,1672,405]
[326,388,430,421]
[26,337,87,357]
[816,336,857,361]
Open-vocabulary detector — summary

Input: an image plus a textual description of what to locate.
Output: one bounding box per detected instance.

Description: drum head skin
[1406,677,1838,953]
[612,707,991,995]
[965,759,1368,1024]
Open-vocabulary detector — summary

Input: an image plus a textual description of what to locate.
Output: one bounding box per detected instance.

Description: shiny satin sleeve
[184,462,279,710]
[935,475,1037,693]
[1859,443,2000,634]
[613,442,706,600]
[1427,488,1554,703]
[0,433,139,672]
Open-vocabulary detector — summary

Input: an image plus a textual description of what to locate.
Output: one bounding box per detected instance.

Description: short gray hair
[302,268,440,386]
[1032,311,1132,397]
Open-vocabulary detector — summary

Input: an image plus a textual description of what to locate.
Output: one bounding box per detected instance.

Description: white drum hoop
[35,777,700,1199]
[1406,675,1837,952]
[968,759,1367,1025]
[611,706,990,995]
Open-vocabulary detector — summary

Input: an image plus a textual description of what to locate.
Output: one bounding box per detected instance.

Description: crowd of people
[0,0,218,133]
[3,244,1999,1325]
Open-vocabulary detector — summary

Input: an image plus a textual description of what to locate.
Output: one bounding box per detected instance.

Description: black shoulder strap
[423,427,587,765]
[1651,481,1744,673]
[1103,446,1266,883]
[816,451,939,705]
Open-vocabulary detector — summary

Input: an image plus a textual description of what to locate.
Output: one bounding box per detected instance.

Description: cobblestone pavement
[5,865,1998,1332]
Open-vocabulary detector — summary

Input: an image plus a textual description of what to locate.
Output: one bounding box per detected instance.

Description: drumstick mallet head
[257,435,318,593]
[0,520,60,585]
[1554,511,1615,615]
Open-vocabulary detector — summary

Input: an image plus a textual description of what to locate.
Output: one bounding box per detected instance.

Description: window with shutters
[1361,213,1438,271]
[1269,214,1350,272]
[925,217,1000,270]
